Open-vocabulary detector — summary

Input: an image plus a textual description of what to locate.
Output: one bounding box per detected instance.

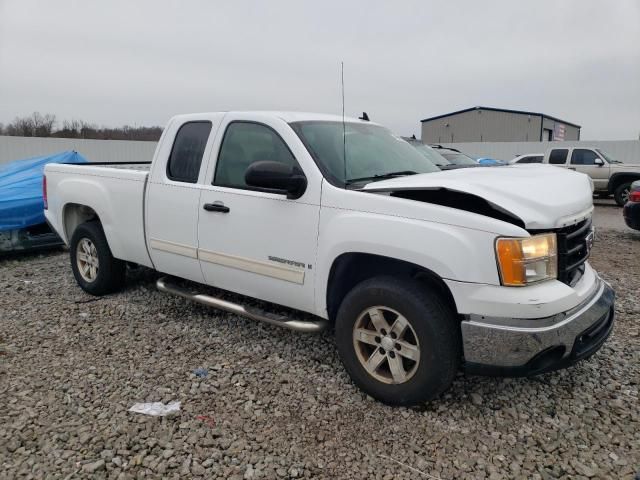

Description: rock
[571,460,596,478]
[181,455,192,476]
[82,459,105,473]
[6,439,20,453]
[191,461,205,476]
[100,449,114,459]
[288,466,302,478]
[244,465,256,479]
[470,393,483,405]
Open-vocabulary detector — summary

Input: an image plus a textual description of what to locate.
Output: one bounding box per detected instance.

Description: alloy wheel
[352,306,420,384]
[76,238,99,282]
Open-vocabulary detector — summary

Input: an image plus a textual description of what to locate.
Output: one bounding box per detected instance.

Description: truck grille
[555,217,594,286]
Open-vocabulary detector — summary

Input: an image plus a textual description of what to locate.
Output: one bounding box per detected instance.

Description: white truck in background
[514,146,640,206]
[44,112,615,405]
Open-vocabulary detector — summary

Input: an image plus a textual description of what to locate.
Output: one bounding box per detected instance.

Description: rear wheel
[335,276,460,406]
[614,182,632,206]
[70,222,125,295]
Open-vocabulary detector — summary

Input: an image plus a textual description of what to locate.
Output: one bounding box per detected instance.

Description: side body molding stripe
[149,238,198,259]
[198,249,305,284]
[150,238,305,284]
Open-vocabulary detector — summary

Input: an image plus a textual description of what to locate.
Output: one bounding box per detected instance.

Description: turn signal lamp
[495,233,557,286]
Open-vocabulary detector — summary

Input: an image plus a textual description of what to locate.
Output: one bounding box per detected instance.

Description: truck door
[145,115,224,283]
[548,148,569,168]
[197,115,321,313]
[569,148,610,191]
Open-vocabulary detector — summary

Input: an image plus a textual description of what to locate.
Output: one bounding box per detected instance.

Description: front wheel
[614,182,632,206]
[335,276,461,406]
[70,221,126,296]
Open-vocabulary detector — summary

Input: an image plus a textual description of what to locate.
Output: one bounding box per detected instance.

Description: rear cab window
[166,121,213,183]
[549,149,569,165]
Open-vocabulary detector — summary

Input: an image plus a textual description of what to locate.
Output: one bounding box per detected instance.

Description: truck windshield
[406,142,450,167]
[595,149,622,164]
[440,152,478,166]
[290,121,440,186]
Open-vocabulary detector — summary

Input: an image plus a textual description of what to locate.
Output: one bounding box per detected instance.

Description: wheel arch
[609,172,640,193]
[325,252,457,322]
[62,203,100,243]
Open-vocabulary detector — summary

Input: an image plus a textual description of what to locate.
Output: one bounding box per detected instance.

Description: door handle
[568,167,576,170]
[203,202,230,213]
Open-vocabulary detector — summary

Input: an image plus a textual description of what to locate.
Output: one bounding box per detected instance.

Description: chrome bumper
[462,276,615,376]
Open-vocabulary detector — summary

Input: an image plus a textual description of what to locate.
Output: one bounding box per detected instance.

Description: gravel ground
[1,210,639,479]
[592,198,636,232]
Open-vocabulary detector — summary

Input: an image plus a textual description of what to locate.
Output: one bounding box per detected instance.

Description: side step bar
[156,276,328,333]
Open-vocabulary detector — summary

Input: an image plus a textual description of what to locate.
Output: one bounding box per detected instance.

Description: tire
[335,276,461,406]
[614,182,632,206]
[70,221,126,295]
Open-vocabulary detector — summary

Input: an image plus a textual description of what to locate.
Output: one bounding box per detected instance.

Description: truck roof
[169,111,379,125]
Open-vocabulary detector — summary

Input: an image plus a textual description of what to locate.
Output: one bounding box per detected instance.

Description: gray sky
[0,0,638,140]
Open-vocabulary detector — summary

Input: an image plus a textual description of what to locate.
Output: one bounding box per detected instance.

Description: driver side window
[214,122,299,189]
[571,149,599,165]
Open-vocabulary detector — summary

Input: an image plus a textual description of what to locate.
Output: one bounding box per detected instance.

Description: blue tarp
[477,157,507,166]
[0,151,87,232]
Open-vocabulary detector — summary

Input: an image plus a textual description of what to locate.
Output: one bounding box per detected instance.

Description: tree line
[0,112,162,141]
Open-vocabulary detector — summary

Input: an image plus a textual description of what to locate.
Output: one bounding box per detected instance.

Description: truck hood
[362,165,593,230]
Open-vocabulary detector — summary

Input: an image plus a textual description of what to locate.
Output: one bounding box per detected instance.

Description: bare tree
[31,112,57,137]
[6,116,34,136]
[4,112,56,137]
[55,119,83,138]
[3,112,162,141]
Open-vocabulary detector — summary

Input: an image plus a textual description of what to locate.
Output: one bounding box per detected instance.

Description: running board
[156,276,328,333]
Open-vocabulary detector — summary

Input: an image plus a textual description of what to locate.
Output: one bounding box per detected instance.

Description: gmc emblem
[585,230,595,255]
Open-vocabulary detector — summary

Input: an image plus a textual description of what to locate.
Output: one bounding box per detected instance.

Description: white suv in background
[510,154,543,165]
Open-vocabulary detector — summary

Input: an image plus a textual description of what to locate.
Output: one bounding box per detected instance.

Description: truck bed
[44,162,153,268]
[84,163,151,172]
[48,162,151,180]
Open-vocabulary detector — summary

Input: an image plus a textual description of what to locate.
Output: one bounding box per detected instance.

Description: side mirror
[245,161,307,199]
[594,158,604,167]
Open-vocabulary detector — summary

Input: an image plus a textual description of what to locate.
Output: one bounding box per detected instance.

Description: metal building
[421,106,581,143]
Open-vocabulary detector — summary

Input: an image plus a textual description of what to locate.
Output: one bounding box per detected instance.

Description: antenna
[341,61,347,186]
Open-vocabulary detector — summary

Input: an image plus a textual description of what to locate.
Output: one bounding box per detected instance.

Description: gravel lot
[1,206,639,479]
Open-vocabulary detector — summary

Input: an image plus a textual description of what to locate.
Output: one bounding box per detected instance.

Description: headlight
[495,233,557,286]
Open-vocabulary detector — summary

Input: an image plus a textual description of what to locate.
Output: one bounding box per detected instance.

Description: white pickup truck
[514,147,640,206]
[44,112,615,405]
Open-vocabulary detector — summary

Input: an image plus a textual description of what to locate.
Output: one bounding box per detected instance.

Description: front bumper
[462,276,615,376]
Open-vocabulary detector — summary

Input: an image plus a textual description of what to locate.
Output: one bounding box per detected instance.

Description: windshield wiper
[346,170,418,185]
